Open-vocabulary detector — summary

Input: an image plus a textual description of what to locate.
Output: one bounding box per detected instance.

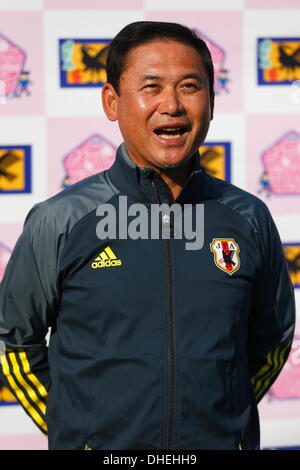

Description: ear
[101,83,119,121]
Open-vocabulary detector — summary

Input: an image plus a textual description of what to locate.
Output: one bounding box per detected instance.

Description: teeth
[155,127,183,133]
[154,126,188,139]
[159,134,181,140]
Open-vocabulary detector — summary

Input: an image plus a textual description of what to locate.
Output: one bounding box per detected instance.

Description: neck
[123,149,196,202]
[152,158,195,202]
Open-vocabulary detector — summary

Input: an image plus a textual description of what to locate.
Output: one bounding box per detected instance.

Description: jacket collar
[107,142,207,204]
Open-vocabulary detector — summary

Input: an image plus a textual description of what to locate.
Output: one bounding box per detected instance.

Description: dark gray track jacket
[0,143,295,450]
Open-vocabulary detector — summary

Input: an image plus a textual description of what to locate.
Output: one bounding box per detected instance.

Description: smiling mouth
[153,126,189,140]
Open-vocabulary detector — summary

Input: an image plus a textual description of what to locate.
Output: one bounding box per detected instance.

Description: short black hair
[106,21,214,99]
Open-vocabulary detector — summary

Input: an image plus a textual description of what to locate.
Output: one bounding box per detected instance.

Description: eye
[143,84,159,91]
[181,82,199,92]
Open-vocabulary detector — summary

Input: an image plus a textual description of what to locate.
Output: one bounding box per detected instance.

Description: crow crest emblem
[210,238,240,275]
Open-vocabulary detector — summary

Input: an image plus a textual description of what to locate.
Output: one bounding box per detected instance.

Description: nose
[157,87,184,116]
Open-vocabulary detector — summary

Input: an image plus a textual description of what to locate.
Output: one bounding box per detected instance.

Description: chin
[154,152,192,169]
[154,160,186,169]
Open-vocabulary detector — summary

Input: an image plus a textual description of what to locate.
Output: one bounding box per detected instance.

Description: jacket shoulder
[203,173,272,230]
[24,171,118,237]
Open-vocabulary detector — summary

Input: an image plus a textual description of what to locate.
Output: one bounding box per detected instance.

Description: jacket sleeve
[247,205,296,404]
[0,203,60,435]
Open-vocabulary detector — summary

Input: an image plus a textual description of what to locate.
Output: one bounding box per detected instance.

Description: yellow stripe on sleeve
[19,351,48,398]
[252,344,281,392]
[257,340,292,401]
[251,340,292,402]
[8,352,46,415]
[1,355,47,433]
[252,349,277,396]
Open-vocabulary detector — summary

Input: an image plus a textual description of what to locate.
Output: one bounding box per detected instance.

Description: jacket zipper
[151,177,175,450]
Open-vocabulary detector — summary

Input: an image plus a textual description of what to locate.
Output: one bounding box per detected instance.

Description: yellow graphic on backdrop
[199,145,227,180]
[0,148,25,191]
[264,40,300,83]
[67,42,109,85]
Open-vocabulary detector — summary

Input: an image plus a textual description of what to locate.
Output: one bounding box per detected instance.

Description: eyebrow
[142,73,205,82]
[143,75,161,81]
[181,73,205,82]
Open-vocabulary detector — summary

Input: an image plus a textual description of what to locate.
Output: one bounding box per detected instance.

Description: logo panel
[199,142,231,181]
[62,134,116,189]
[258,131,300,197]
[257,37,300,85]
[0,33,33,100]
[210,238,240,275]
[0,146,31,194]
[192,29,231,96]
[59,38,111,87]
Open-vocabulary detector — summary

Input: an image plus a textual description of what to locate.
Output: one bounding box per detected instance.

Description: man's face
[103,39,214,169]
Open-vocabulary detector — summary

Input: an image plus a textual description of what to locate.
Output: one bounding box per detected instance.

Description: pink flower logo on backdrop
[62,134,116,188]
[0,242,11,282]
[0,33,32,99]
[192,29,230,95]
[258,131,300,197]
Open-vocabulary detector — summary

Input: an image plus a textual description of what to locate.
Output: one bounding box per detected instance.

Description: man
[0,21,295,450]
